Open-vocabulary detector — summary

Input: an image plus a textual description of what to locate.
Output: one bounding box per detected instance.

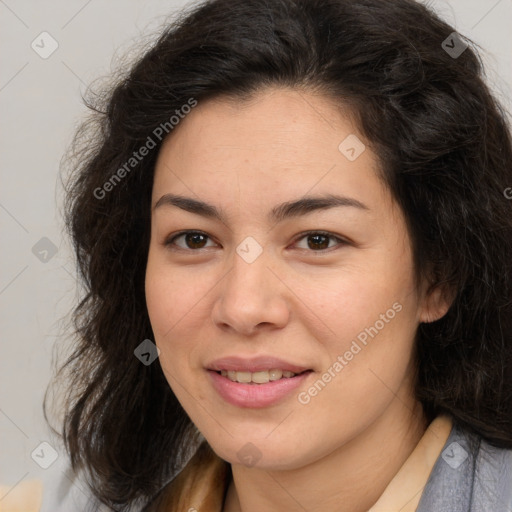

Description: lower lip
[207,370,313,408]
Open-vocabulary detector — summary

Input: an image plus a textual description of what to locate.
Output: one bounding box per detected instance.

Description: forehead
[152,88,391,216]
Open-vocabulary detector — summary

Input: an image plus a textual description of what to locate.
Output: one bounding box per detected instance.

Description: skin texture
[145,87,451,512]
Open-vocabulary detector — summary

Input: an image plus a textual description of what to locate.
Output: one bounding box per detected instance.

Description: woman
[49,0,512,510]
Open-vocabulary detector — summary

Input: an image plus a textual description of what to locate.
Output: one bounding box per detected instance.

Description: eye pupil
[308,234,329,250]
[186,233,207,249]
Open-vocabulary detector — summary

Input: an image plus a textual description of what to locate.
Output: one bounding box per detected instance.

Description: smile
[207,369,313,408]
[217,369,305,384]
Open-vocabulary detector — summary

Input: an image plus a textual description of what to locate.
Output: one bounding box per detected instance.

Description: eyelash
[164,230,348,253]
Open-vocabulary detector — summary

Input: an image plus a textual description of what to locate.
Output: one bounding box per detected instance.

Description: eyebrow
[153,193,369,223]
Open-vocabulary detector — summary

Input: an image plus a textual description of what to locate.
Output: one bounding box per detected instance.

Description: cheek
[145,253,208,337]
[303,296,419,431]
[145,262,195,397]
[145,257,192,375]
[292,263,420,400]
[292,266,414,344]
[326,298,418,401]
[145,252,222,387]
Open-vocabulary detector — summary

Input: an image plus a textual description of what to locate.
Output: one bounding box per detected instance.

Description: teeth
[269,369,283,380]
[219,368,298,383]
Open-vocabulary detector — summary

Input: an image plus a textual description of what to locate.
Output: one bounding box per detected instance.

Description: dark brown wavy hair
[47,0,512,508]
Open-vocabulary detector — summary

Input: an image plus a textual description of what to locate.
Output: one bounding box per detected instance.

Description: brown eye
[185,233,208,249]
[165,231,216,250]
[307,234,330,250]
[294,231,346,252]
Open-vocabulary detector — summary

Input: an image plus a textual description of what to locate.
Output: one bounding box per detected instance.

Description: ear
[419,283,455,324]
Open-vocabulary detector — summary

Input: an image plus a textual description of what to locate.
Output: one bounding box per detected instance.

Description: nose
[211,247,290,336]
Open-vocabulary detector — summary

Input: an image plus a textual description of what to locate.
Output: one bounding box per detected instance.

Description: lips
[207,368,313,408]
[206,355,311,374]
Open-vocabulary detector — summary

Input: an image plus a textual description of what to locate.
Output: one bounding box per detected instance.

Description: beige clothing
[0,480,43,512]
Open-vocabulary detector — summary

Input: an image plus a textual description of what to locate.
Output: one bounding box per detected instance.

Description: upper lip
[206,355,311,374]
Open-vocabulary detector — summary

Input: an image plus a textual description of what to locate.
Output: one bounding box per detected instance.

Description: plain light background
[1,0,511,505]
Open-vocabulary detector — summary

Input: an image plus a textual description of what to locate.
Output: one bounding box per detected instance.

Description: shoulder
[472,434,512,511]
[417,421,512,512]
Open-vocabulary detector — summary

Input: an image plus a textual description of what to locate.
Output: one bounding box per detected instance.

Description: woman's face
[145,87,445,469]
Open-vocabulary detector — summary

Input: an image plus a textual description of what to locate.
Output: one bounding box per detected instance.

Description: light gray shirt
[417,422,512,511]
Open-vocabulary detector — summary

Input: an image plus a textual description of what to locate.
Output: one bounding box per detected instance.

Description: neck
[223,399,428,512]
